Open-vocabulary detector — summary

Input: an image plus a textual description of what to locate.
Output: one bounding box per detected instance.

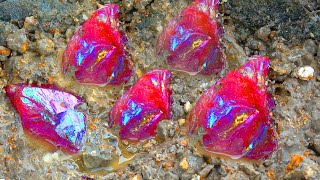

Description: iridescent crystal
[156,0,224,75]
[109,69,172,140]
[5,84,86,153]
[62,4,133,86]
[188,56,277,160]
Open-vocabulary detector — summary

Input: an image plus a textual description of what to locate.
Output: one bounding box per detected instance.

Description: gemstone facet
[156,0,224,75]
[62,4,133,86]
[5,84,86,153]
[188,56,277,160]
[109,69,172,140]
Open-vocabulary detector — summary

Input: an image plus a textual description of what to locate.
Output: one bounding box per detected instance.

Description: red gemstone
[62,4,133,86]
[188,56,277,160]
[5,84,86,154]
[156,0,224,75]
[109,69,172,140]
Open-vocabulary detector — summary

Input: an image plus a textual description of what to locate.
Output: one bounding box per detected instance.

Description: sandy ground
[0,0,320,179]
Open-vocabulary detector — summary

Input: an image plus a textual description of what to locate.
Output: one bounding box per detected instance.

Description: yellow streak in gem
[97,50,108,63]
[222,113,249,138]
[140,113,154,127]
[89,50,108,71]
[192,39,203,49]
[234,113,249,127]
[131,113,155,133]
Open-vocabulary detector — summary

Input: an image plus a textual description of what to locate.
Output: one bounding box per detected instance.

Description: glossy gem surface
[109,69,172,140]
[5,84,86,153]
[188,56,277,160]
[62,4,133,86]
[156,0,224,75]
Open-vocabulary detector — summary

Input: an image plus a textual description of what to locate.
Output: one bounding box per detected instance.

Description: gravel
[0,0,320,179]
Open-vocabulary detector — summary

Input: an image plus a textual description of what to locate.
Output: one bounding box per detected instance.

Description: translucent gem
[156,0,224,75]
[109,69,172,140]
[188,56,277,160]
[5,84,86,153]
[62,4,133,86]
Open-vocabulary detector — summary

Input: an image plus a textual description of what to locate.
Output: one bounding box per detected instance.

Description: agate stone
[188,56,277,160]
[156,0,224,75]
[62,4,133,86]
[5,84,86,154]
[109,69,172,140]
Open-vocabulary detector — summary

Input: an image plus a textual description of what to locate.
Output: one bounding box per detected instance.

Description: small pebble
[295,66,314,81]
[256,26,271,42]
[43,152,60,163]
[165,172,179,180]
[178,118,186,126]
[199,165,214,178]
[180,157,189,171]
[0,45,11,57]
[184,101,192,113]
[132,174,142,180]
[313,139,320,154]
[179,139,188,147]
[303,39,317,55]
[37,38,55,55]
[24,16,38,32]
[123,0,134,11]
[6,29,29,53]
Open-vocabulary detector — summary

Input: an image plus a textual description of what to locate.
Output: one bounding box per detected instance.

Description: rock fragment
[6,29,29,53]
[180,157,189,171]
[294,66,314,81]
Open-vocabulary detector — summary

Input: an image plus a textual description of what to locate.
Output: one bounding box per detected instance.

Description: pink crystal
[5,84,86,154]
[156,0,224,75]
[109,69,172,140]
[188,56,277,160]
[62,4,133,86]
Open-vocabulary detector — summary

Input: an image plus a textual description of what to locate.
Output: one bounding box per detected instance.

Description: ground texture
[0,0,320,179]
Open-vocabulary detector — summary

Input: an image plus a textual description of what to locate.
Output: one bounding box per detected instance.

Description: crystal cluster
[156,0,224,75]
[109,69,172,140]
[5,84,86,154]
[188,56,277,160]
[62,4,133,86]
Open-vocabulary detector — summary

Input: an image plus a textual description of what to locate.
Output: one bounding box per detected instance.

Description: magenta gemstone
[156,0,224,75]
[188,56,277,160]
[109,69,172,140]
[62,4,133,86]
[5,84,86,154]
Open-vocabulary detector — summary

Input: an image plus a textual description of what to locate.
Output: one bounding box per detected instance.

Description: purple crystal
[5,84,86,154]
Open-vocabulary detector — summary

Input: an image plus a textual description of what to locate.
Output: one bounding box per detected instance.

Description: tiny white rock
[184,101,192,113]
[297,66,314,81]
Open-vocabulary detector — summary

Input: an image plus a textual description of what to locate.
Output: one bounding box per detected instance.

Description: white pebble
[296,66,314,81]
[184,101,192,113]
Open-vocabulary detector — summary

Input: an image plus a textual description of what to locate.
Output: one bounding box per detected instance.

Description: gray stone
[82,149,113,169]
[199,165,214,178]
[6,29,28,53]
[255,26,271,42]
[122,0,134,11]
[313,138,320,154]
[0,21,18,46]
[164,172,179,180]
[141,165,156,180]
[36,38,55,55]
[303,39,317,55]
[181,173,192,180]
[156,120,175,140]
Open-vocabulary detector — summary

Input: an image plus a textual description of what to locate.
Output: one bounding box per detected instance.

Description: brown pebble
[0,46,11,56]
[179,139,188,147]
[132,174,141,180]
[163,161,174,169]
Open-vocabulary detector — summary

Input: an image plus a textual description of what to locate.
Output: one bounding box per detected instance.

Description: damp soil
[0,0,320,179]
